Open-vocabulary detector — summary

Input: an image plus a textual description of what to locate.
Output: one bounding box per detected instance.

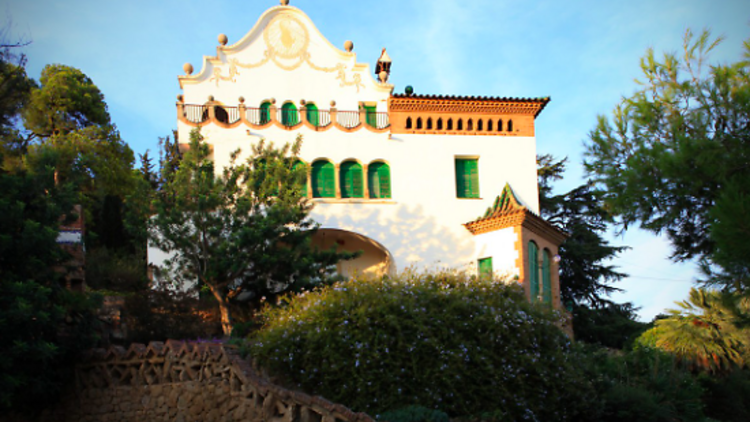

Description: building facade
[158,0,567,308]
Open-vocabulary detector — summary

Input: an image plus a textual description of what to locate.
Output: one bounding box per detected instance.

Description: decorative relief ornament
[208,12,363,92]
[264,14,309,59]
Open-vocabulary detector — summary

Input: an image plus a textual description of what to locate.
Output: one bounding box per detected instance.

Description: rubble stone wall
[34,340,373,422]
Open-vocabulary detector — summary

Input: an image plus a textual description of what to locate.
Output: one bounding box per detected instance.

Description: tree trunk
[210,287,233,336]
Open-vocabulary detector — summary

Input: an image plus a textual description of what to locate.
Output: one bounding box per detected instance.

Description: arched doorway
[311,229,395,277]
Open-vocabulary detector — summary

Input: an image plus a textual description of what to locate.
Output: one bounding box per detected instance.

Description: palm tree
[639,288,749,373]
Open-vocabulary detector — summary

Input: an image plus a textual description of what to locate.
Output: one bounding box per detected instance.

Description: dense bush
[249,271,594,420]
[578,346,706,422]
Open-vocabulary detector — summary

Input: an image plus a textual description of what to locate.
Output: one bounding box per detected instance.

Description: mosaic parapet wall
[35,340,373,422]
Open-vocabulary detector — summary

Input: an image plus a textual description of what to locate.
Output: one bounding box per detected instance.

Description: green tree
[584,30,750,290]
[150,129,352,335]
[0,44,100,410]
[538,155,647,347]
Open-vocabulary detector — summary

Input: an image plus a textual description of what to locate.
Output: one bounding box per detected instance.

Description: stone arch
[311,229,395,277]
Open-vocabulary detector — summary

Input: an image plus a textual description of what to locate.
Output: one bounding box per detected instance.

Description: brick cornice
[389,96,549,117]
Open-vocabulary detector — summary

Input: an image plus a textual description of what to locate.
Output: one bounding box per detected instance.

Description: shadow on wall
[311,202,475,273]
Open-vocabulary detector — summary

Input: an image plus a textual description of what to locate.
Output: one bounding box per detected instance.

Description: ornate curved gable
[178,4,392,98]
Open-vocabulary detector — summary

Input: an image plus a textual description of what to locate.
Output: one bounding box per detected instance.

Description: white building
[162,0,567,308]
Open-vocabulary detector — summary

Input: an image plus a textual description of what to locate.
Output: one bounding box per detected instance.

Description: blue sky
[7,0,750,320]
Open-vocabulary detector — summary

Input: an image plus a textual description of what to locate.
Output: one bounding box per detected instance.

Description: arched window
[292,160,308,197]
[487,119,493,131]
[528,241,539,301]
[507,119,513,132]
[340,161,364,198]
[311,160,335,198]
[497,119,503,132]
[281,102,298,127]
[467,119,474,131]
[416,117,423,129]
[214,105,229,124]
[477,119,483,131]
[427,118,433,130]
[447,118,453,130]
[306,103,319,127]
[406,117,413,129]
[259,101,271,124]
[457,119,463,131]
[437,118,443,130]
[542,249,552,304]
[368,162,391,199]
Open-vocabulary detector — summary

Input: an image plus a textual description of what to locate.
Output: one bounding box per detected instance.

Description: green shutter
[528,242,539,302]
[260,102,271,124]
[281,103,298,126]
[340,161,363,198]
[478,257,493,280]
[306,104,319,127]
[368,162,391,199]
[364,105,377,127]
[293,160,308,197]
[542,251,552,305]
[455,158,479,198]
[312,161,335,198]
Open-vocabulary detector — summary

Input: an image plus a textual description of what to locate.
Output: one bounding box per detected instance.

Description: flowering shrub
[249,271,593,420]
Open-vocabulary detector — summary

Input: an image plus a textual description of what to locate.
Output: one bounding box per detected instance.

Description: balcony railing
[179,102,390,130]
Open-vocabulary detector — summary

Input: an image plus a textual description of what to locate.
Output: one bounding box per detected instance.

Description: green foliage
[379,405,449,422]
[0,150,100,412]
[537,155,641,348]
[538,155,628,305]
[698,369,750,422]
[636,288,749,374]
[150,128,353,335]
[86,247,149,292]
[579,346,706,422]
[572,302,649,349]
[23,64,110,138]
[122,289,221,344]
[584,29,750,289]
[249,271,594,420]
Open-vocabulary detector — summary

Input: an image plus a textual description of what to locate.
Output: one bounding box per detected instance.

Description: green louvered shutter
[259,102,271,124]
[455,158,479,198]
[528,242,539,302]
[364,105,377,127]
[306,104,319,127]
[312,161,335,198]
[368,162,391,199]
[281,103,298,126]
[542,251,552,305]
[478,257,493,280]
[293,160,308,197]
[340,161,363,198]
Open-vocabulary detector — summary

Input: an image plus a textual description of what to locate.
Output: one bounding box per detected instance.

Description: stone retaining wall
[29,340,373,422]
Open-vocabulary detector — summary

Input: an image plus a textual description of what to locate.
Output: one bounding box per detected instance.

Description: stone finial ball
[270,98,276,104]
[280,0,290,5]
[379,71,388,82]
[183,63,194,75]
[177,94,184,102]
[218,34,228,46]
[330,100,336,107]
[300,99,306,105]
[208,95,215,102]
[344,40,354,52]
[238,96,245,103]
[405,85,414,95]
